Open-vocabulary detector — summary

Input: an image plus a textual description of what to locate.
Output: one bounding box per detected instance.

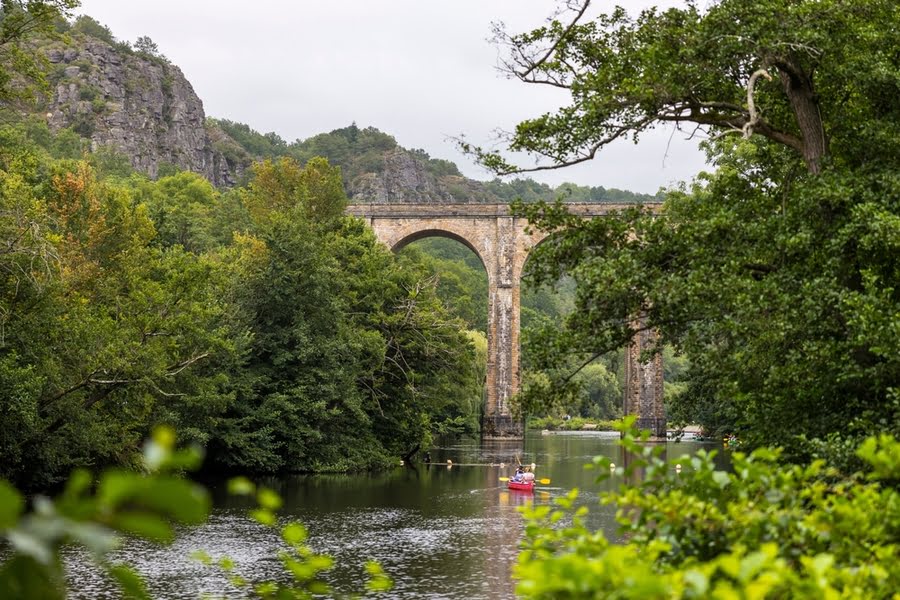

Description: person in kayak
[522,466,535,483]
[512,465,524,482]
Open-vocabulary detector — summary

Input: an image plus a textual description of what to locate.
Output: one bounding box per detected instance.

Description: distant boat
[507,480,535,492]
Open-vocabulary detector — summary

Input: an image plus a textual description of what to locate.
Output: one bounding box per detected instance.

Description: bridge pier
[483,215,524,438]
[484,279,523,438]
[624,320,666,439]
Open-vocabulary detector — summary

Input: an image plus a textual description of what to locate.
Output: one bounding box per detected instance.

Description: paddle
[499,477,551,484]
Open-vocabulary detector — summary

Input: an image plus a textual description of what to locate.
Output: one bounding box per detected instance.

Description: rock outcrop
[348,148,499,204]
[42,35,247,187]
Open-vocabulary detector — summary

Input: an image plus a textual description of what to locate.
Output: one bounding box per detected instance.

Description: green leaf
[257,487,282,511]
[0,555,65,600]
[138,478,210,524]
[110,512,174,543]
[0,479,24,529]
[712,471,731,489]
[227,477,255,496]
[62,469,92,500]
[107,564,151,600]
[97,470,144,510]
[281,522,307,545]
[365,560,393,593]
[251,509,276,527]
[218,557,236,572]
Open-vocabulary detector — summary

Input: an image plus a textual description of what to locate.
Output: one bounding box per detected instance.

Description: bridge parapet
[346,202,642,218]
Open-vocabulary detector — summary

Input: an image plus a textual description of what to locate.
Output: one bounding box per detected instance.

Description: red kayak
[507,480,535,492]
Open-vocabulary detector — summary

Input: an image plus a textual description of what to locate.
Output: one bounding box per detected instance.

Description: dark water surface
[65,432,721,599]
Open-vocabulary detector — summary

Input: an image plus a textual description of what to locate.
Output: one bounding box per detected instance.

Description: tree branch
[517,0,592,80]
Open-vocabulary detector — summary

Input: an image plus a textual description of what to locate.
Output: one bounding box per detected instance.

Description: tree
[0,142,235,488]
[469,0,899,176]
[203,157,481,472]
[0,0,80,107]
[475,0,900,452]
[134,35,158,56]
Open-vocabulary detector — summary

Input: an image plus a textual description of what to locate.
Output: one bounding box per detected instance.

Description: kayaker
[522,467,535,483]
[512,466,524,482]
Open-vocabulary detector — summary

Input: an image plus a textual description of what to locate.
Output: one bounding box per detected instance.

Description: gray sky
[75,1,708,194]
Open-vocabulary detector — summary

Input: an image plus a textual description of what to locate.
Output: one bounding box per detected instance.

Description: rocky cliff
[42,33,245,187]
[348,148,500,204]
[37,24,653,205]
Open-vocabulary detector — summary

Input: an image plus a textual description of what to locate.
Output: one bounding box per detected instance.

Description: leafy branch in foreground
[514,418,900,598]
[193,476,393,599]
[0,427,394,599]
[0,426,209,599]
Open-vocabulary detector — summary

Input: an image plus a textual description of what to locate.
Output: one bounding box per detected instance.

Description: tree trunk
[779,66,827,174]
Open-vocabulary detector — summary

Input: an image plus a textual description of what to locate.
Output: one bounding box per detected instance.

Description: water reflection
[62,432,725,599]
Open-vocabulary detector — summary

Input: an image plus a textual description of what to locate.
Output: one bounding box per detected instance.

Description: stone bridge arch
[346,202,665,438]
[381,227,489,270]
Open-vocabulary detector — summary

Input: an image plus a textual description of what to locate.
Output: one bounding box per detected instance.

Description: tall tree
[474,0,900,452]
[469,0,898,176]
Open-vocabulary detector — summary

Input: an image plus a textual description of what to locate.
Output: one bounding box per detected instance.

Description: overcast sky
[75,1,709,194]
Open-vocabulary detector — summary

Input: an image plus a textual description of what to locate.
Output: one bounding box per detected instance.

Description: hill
[34,15,660,204]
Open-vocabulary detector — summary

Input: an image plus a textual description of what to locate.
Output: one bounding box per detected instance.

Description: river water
[64,431,722,599]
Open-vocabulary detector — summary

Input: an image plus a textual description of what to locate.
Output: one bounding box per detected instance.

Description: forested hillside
[213,118,663,204]
[18,12,662,204]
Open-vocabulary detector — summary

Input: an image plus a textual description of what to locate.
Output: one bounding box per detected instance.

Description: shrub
[514,419,900,598]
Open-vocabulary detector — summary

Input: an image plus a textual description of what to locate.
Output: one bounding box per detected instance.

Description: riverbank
[526,416,621,432]
[540,429,620,437]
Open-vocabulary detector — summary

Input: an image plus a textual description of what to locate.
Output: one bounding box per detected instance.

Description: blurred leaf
[250,508,276,527]
[257,487,282,511]
[0,479,24,529]
[281,522,306,546]
[110,512,174,543]
[107,564,150,600]
[227,477,255,496]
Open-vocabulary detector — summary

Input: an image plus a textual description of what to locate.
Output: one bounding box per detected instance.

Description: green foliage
[130,170,224,252]
[0,426,209,600]
[88,144,134,179]
[212,118,288,160]
[0,120,484,486]
[527,415,620,431]
[212,120,403,189]
[201,476,394,598]
[399,238,489,333]
[0,428,393,599]
[167,156,482,472]
[409,147,461,177]
[514,423,900,598]
[214,118,660,205]
[0,149,235,488]
[134,36,158,57]
[289,123,397,183]
[472,0,900,175]
[70,14,114,44]
[497,0,900,453]
[0,0,79,108]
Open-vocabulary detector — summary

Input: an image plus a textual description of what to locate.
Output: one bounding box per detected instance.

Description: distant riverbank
[527,416,621,432]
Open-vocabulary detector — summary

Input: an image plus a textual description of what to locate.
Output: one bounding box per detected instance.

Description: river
[64,431,723,599]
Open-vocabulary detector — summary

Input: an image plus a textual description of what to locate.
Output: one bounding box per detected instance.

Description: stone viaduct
[345,202,666,439]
